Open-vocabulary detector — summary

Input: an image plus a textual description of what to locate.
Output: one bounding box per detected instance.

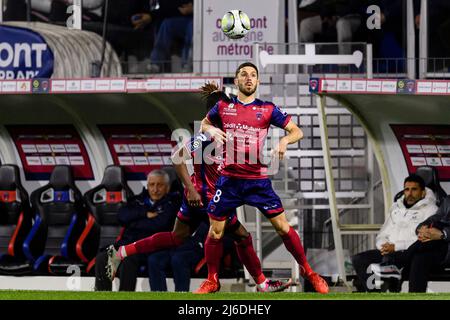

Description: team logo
[309,78,319,92]
[256,112,263,121]
[209,204,216,212]
[406,80,415,92]
[228,103,234,109]
[397,79,415,94]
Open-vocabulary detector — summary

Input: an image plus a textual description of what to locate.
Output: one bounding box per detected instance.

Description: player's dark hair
[404,174,425,190]
[200,82,230,112]
[235,62,259,78]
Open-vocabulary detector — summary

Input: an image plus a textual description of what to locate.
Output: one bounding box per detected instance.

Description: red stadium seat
[0,165,33,275]
[79,165,134,275]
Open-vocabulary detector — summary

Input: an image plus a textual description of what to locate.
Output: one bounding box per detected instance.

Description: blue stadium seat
[24,165,87,275]
[0,165,33,275]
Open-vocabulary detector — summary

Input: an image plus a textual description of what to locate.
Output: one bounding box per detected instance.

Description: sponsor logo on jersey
[223,103,237,116]
[189,134,207,152]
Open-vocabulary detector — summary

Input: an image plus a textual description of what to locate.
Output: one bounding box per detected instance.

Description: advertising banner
[391,124,450,180]
[7,125,94,180]
[99,124,175,180]
[0,25,54,80]
[198,0,284,73]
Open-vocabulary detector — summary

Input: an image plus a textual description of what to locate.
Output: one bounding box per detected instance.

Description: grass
[0,291,450,300]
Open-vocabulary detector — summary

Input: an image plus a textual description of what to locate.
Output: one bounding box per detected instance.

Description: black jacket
[416,195,450,264]
[116,188,180,246]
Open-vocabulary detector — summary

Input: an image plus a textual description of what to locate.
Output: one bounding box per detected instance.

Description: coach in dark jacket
[389,195,450,292]
[403,195,450,292]
[95,169,180,291]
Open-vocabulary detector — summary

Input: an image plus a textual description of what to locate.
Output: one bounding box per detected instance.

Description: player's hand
[272,138,288,160]
[206,127,227,145]
[187,187,203,207]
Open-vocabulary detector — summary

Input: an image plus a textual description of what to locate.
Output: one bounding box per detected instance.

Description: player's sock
[281,226,313,277]
[205,236,223,282]
[235,234,266,285]
[122,232,184,259]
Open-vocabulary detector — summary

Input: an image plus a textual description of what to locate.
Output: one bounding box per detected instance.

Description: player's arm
[170,143,203,207]
[275,120,304,160]
[200,117,227,144]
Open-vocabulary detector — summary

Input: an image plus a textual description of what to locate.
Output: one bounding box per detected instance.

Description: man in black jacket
[405,195,450,292]
[372,195,450,292]
[95,169,180,291]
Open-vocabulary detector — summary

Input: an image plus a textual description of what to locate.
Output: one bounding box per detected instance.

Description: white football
[221,10,251,39]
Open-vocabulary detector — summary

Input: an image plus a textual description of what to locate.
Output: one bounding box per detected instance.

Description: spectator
[95,169,180,291]
[363,0,404,72]
[351,174,438,292]
[146,0,194,73]
[147,222,208,292]
[414,0,450,70]
[3,0,27,21]
[298,0,365,54]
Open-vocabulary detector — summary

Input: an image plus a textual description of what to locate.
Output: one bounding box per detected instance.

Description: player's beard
[238,82,257,96]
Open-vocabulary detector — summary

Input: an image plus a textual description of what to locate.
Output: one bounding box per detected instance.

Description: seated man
[399,195,450,292]
[351,174,438,292]
[95,169,180,291]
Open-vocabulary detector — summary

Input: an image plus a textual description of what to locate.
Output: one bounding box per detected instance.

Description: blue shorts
[207,176,284,221]
[177,195,238,228]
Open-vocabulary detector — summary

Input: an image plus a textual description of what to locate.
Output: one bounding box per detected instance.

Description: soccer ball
[221,10,251,39]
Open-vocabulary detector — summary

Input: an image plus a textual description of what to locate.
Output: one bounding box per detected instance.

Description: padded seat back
[84,165,133,250]
[27,165,85,261]
[415,166,447,205]
[393,166,448,205]
[0,165,32,258]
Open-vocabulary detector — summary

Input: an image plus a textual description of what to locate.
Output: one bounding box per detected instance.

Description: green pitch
[1,290,450,300]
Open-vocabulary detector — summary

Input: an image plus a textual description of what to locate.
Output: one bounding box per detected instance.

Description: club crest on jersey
[256,112,263,121]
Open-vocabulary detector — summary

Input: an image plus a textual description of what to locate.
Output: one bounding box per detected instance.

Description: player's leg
[244,178,328,293]
[269,213,329,294]
[195,177,242,294]
[106,218,192,280]
[227,218,291,292]
[194,217,226,293]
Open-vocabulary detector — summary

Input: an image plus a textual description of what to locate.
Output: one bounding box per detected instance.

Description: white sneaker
[256,278,292,293]
[370,263,402,280]
[105,245,121,281]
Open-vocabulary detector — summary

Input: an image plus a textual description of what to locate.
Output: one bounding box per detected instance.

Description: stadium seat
[161,166,184,195]
[0,165,33,275]
[23,166,87,275]
[78,165,134,275]
[393,166,447,205]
